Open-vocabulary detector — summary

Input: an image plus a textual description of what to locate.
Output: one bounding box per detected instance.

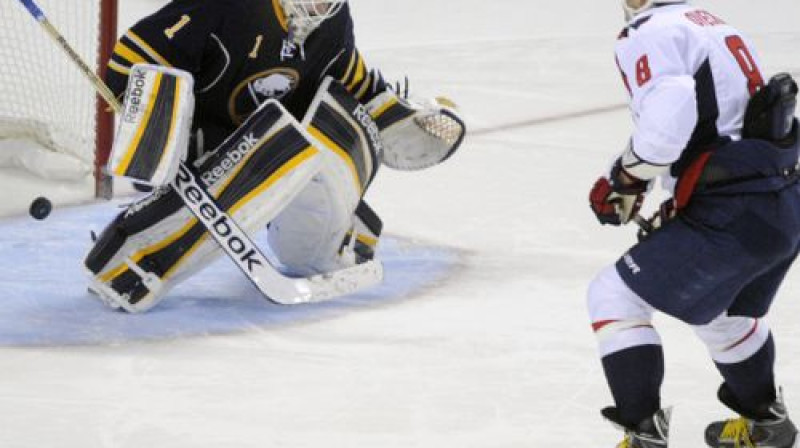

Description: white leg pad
[268,149,361,277]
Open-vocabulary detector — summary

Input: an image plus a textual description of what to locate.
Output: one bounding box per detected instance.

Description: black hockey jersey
[107,0,386,157]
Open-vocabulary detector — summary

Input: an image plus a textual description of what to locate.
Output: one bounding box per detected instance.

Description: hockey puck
[29,196,52,220]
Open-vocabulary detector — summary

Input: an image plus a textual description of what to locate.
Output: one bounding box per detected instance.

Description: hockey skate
[603,407,671,448]
[705,385,798,448]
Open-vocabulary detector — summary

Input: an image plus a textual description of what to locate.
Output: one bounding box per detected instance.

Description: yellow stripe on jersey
[354,72,372,100]
[308,126,362,194]
[113,41,148,66]
[126,31,173,67]
[108,59,131,76]
[271,0,289,32]
[346,54,366,92]
[340,51,357,85]
[113,72,165,176]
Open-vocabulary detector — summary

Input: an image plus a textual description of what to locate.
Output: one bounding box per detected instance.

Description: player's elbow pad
[366,91,466,171]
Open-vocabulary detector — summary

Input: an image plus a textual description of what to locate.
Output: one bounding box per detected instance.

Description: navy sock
[715,334,777,416]
[602,344,665,428]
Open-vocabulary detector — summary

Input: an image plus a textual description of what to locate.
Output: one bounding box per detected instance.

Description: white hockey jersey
[615,3,765,177]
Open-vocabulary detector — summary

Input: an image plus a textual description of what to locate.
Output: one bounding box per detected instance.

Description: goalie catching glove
[366,87,466,171]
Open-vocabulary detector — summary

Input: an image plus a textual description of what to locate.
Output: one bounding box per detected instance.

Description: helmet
[280,0,346,44]
[622,0,685,20]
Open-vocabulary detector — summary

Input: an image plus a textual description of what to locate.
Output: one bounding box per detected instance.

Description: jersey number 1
[725,35,764,96]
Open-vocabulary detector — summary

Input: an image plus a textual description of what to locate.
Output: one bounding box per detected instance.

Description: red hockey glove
[589,161,650,226]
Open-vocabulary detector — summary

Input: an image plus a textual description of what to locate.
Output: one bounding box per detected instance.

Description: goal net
[0,0,117,198]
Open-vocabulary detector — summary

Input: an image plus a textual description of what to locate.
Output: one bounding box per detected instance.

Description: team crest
[229,68,300,124]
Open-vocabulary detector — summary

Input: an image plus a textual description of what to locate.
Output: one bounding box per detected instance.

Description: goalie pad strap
[355,200,382,237]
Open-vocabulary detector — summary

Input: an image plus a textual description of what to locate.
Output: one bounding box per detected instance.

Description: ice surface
[0,1,798,447]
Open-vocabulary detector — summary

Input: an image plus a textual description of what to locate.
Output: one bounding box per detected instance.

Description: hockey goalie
[85,63,465,313]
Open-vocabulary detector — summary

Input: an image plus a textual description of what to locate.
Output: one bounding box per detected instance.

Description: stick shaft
[16,0,121,112]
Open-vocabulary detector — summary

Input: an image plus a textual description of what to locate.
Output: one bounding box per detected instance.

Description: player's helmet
[622,0,685,20]
[280,0,346,44]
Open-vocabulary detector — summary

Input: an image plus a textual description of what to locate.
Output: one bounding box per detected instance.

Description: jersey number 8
[725,35,764,96]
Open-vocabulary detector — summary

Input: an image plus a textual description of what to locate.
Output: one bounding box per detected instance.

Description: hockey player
[85,0,465,312]
[587,1,800,447]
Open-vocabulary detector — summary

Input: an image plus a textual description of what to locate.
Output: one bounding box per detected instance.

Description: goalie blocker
[108,64,195,187]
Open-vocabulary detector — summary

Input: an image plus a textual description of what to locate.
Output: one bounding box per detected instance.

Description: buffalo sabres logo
[229,68,300,124]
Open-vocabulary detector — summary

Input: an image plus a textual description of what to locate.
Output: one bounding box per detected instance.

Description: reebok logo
[123,69,148,123]
[175,164,263,273]
[201,132,261,186]
[124,185,167,218]
[353,104,383,154]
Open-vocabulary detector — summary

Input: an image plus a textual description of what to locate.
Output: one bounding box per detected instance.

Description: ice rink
[1,0,799,446]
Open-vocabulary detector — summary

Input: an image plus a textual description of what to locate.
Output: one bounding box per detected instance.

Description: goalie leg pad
[268,78,387,277]
[267,149,362,277]
[108,64,195,186]
[86,101,322,312]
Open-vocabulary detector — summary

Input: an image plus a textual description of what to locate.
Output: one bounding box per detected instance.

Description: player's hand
[589,161,649,226]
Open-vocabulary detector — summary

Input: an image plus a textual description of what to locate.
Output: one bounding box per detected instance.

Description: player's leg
[698,250,800,448]
[588,264,670,447]
[86,103,322,312]
[619,184,800,447]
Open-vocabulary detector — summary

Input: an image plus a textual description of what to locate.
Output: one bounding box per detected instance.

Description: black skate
[603,407,671,448]
[705,385,799,448]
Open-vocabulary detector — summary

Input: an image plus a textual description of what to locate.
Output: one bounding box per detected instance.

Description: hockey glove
[589,160,650,226]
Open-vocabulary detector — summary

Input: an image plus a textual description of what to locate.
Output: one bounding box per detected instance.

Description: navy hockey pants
[616,182,800,325]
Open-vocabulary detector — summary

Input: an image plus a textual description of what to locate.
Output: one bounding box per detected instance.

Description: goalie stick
[17,0,383,307]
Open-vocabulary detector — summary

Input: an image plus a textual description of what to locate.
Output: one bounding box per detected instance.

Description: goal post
[0,0,118,199]
[96,0,118,199]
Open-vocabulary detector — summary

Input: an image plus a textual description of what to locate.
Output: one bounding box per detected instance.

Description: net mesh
[0,0,102,175]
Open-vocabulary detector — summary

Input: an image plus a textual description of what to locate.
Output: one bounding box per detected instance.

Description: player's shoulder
[619,4,735,41]
[616,5,700,53]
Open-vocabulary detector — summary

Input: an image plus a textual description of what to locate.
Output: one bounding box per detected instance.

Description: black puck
[29,196,52,220]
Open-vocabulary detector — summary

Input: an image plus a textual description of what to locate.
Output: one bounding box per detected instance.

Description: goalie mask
[280,0,346,44]
[622,0,685,20]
